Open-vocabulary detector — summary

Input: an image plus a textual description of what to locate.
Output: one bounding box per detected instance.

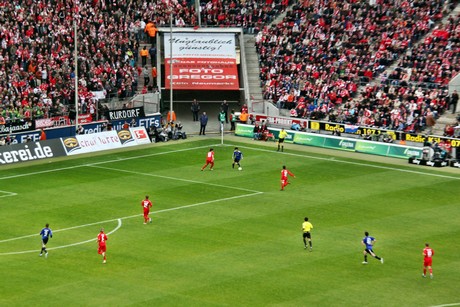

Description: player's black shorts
[303,232,311,239]
[42,237,49,245]
[278,138,285,143]
[234,158,241,163]
[365,248,374,254]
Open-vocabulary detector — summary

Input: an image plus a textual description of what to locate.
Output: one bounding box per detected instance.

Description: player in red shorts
[201,148,215,171]
[97,228,108,264]
[422,243,434,278]
[141,195,153,224]
[280,165,295,190]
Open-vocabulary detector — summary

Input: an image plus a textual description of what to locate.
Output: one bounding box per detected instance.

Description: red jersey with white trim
[97,232,108,247]
[142,199,152,211]
[423,247,434,260]
[281,169,294,180]
[206,151,215,162]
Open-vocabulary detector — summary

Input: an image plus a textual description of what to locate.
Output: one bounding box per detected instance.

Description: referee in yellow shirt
[302,217,313,251]
[277,128,288,152]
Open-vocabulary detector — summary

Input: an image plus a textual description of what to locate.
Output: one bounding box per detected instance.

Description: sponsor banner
[307,121,398,140]
[293,133,325,147]
[117,129,137,147]
[254,115,308,129]
[78,114,93,124]
[110,114,161,131]
[106,107,145,121]
[409,157,449,167]
[164,32,239,90]
[62,128,151,156]
[236,124,427,159]
[235,124,254,138]
[0,139,67,165]
[36,116,71,129]
[62,131,123,155]
[116,127,151,147]
[4,115,161,145]
[0,121,35,135]
[324,138,356,151]
[129,127,151,145]
[355,141,390,155]
[248,114,460,148]
[404,133,460,148]
[388,146,423,159]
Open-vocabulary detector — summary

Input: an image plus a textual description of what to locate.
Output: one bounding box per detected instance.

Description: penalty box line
[0,193,261,255]
[0,219,122,256]
[0,190,17,198]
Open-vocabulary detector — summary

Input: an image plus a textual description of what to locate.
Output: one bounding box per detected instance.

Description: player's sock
[423,269,427,275]
[375,256,381,260]
[232,163,234,168]
[281,146,284,152]
[309,242,312,248]
[364,255,367,262]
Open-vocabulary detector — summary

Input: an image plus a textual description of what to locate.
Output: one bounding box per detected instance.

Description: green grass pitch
[0,137,459,306]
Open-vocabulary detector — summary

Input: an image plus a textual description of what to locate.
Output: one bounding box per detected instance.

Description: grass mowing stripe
[1,142,458,182]
[0,189,262,245]
[235,144,460,180]
[88,164,263,193]
[0,144,218,181]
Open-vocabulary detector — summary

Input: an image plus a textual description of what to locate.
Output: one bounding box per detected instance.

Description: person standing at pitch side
[199,112,208,135]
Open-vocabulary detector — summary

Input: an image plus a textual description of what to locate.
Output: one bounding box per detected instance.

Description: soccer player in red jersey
[280,165,295,190]
[423,243,434,278]
[142,195,153,224]
[201,148,215,171]
[97,228,108,264]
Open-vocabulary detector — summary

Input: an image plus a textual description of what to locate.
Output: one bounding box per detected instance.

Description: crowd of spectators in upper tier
[255,0,459,134]
[0,0,198,125]
[0,0,458,138]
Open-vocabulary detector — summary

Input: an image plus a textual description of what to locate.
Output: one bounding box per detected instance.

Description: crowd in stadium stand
[254,0,458,134]
[199,0,290,33]
[0,0,197,125]
[0,0,459,140]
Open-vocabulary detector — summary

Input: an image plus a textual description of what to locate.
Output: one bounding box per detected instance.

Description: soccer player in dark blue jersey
[39,223,53,258]
[232,147,243,169]
[362,231,383,264]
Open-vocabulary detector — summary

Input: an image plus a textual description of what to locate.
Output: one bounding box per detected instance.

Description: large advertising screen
[164,32,239,90]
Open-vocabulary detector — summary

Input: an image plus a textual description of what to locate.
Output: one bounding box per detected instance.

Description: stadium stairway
[432,111,458,136]
[244,34,264,102]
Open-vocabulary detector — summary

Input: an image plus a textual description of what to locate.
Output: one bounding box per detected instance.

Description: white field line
[0,144,215,181]
[0,219,122,256]
[237,145,460,180]
[88,164,262,193]
[430,303,460,307]
[0,190,17,198]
